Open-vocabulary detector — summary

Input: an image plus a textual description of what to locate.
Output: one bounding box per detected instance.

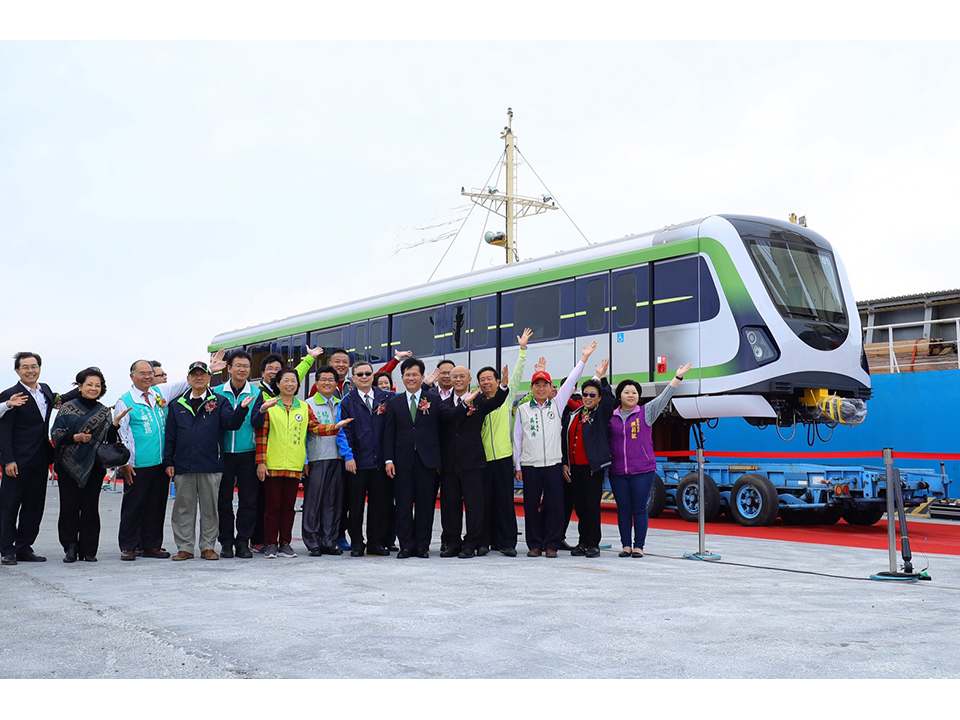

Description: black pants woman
[51,367,129,563]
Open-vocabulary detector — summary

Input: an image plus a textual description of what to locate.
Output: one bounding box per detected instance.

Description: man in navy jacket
[337,360,394,556]
[163,362,251,561]
[0,352,57,565]
[383,357,442,558]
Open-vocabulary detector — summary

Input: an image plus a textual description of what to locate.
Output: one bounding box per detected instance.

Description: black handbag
[96,413,130,469]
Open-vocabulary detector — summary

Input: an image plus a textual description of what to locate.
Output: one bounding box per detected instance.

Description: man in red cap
[513,341,596,558]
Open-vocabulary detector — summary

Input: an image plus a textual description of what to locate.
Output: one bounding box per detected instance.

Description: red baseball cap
[531,370,552,384]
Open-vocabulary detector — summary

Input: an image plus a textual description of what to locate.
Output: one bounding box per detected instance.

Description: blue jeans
[609,471,656,549]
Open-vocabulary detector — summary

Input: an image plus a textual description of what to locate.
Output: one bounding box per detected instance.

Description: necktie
[365,394,373,413]
[142,392,152,408]
[410,394,417,420]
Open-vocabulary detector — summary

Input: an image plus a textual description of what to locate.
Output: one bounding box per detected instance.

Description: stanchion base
[683,552,721,561]
[869,571,923,582]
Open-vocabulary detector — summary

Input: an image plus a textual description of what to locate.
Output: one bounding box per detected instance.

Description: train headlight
[743,326,779,366]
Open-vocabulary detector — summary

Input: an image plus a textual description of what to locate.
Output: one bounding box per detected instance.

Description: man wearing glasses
[150,361,167,386]
[337,361,394,556]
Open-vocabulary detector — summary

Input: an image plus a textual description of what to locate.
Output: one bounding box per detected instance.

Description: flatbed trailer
[640,460,950,527]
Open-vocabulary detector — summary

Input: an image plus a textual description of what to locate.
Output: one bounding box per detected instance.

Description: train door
[348,321,368,365]
[611,265,651,383]
[501,280,576,388]
[443,301,470,371]
[309,327,346,366]
[368,316,388,367]
[469,294,498,378]
[575,273,610,383]
[652,256,702,391]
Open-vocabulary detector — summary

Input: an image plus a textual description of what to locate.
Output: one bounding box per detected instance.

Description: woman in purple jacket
[608,363,692,557]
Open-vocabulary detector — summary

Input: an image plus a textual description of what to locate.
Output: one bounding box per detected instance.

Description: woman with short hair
[608,363,692,558]
[51,367,131,563]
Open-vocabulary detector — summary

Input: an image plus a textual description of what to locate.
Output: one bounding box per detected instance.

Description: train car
[208,214,870,428]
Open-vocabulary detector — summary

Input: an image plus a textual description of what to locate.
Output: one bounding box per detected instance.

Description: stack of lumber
[864,338,957,374]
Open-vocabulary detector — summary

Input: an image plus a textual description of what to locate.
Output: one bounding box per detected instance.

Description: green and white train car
[209,214,871,427]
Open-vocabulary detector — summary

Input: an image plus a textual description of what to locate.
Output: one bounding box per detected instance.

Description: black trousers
[440,466,483,552]
[118,464,168,552]
[347,467,388,550]
[394,456,438,553]
[522,464,563,551]
[0,464,48,557]
[570,464,604,548]
[57,467,103,558]
[218,451,259,548]
[479,456,518,550]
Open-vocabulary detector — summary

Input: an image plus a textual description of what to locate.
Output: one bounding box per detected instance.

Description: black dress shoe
[63,545,78,563]
[397,548,411,559]
[350,548,365,557]
[17,550,46,562]
[416,549,430,558]
[585,547,601,558]
[320,546,343,556]
[369,545,390,556]
[388,544,399,552]
[476,545,490,556]
[220,545,234,559]
[570,545,586,557]
[458,548,476,559]
[440,545,461,558]
[83,556,98,562]
[500,547,518,557]
[559,540,574,552]
[308,548,322,557]
[1,555,16,566]
[235,545,253,559]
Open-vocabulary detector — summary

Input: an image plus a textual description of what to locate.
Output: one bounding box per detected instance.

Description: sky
[3,5,960,399]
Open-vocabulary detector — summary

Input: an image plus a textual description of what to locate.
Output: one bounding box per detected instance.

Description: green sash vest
[121,388,167,468]
[264,398,310,472]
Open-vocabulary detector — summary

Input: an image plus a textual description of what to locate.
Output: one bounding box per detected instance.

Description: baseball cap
[188,361,211,374]
[531,370,552,384]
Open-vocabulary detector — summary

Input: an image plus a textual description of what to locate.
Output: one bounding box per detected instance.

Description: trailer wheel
[676,473,720,522]
[729,474,780,527]
[841,506,885,526]
[647,474,667,518]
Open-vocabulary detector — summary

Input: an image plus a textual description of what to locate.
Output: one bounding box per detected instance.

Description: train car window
[748,241,845,324]
[370,320,384,363]
[511,284,561,341]
[450,304,468,350]
[309,328,345,360]
[396,309,437,357]
[290,334,306,366]
[472,301,489,347]
[249,343,270,377]
[654,257,718,327]
[615,273,637,329]
[585,278,606,332]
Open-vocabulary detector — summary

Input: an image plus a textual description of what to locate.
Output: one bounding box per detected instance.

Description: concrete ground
[2,487,959,679]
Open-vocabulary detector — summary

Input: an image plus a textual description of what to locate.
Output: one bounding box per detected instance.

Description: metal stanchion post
[684,446,720,561]
[871,447,927,582]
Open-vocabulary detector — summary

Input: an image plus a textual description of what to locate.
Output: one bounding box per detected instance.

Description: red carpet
[511,498,960,556]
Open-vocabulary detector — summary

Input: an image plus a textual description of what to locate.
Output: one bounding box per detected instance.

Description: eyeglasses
[581,392,599,398]
[353,371,373,377]
[154,372,167,378]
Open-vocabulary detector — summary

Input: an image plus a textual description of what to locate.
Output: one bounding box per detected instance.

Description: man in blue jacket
[337,360,393,557]
[164,362,251,561]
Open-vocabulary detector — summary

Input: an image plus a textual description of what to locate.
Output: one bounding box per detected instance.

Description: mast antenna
[461,107,557,264]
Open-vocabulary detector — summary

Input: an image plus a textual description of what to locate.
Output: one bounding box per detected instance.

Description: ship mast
[461,107,557,264]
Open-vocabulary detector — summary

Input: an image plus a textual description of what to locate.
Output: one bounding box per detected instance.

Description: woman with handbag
[51,367,131,563]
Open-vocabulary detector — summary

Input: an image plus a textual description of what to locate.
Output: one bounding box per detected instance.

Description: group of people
[0,338,691,566]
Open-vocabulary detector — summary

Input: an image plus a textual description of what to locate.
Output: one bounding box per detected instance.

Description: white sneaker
[278,543,297,558]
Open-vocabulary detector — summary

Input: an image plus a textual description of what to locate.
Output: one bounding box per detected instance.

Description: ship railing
[863,316,960,373]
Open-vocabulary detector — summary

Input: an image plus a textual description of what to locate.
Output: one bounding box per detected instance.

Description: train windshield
[747,239,846,326]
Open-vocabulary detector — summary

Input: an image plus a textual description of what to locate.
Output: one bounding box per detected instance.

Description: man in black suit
[437,364,509,558]
[383,357,442,558]
[0,352,57,565]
